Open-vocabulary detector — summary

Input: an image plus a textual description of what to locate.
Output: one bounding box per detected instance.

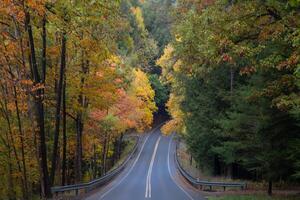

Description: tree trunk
[4,51,29,199]
[0,87,26,198]
[25,11,50,197]
[75,51,88,183]
[41,15,47,82]
[93,143,97,179]
[50,31,67,186]
[61,76,67,186]
[189,154,193,166]
[13,85,28,200]
[230,66,234,96]
[112,138,119,166]
[226,164,233,179]
[268,180,272,196]
[105,135,111,170]
[5,131,16,200]
[75,114,83,183]
[8,150,16,200]
[102,133,108,175]
[118,133,124,160]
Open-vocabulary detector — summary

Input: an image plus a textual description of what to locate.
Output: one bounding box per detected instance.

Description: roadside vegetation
[159,0,300,197]
[0,0,170,199]
[1,0,300,199]
[108,137,138,172]
[177,139,300,196]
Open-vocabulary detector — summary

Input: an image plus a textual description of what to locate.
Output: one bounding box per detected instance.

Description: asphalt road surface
[85,126,204,200]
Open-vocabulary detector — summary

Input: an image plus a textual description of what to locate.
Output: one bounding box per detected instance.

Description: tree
[0,0,158,198]
[159,0,300,195]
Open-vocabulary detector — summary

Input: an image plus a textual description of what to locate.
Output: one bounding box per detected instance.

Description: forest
[0,0,299,199]
[0,0,170,199]
[160,0,300,196]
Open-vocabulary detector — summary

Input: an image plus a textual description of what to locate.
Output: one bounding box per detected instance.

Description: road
[85,126,204,200]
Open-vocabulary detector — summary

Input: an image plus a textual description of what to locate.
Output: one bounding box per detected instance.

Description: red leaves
[222,53,233,63]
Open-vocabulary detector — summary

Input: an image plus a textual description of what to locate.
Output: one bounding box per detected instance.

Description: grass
[208,195,300,200]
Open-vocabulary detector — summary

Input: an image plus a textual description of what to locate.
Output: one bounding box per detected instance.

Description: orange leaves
[239,66,256,75]
[31,83,45,92]
[88,68,157,135]
[277,54,299,71]
[258,22,285,41]
[258,75,297,101]
[26,0,46,16]
[90,110,107,121]
[0,0,25,22]
[47,46,60,60]
[19,79,33,86]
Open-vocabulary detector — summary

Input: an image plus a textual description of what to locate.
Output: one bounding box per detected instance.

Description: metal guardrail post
[174,137,246,192]
[51,136,140,196]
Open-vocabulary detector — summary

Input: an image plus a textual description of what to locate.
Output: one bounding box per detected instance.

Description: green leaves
[161,0,300,183]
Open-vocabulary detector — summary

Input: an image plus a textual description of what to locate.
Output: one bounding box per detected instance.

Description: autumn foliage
[0,0,157,199]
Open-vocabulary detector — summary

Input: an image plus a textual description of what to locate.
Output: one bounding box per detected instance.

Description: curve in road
[85,127,204,200]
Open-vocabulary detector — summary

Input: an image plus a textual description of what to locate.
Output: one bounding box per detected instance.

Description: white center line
[145,136,161,198]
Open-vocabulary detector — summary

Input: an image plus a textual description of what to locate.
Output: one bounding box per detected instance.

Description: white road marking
[145,136,161,198]
[167,135,194,200]
[100,135,150,199]
[99,124,163,199]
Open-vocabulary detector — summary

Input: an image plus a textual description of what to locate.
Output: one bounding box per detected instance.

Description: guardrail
[174,140,247,191]
[51,136,140,197]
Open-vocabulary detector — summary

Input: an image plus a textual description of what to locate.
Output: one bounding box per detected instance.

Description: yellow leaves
[173,60,182,72]
[157,44,178,83]
[80,38,95,49]
[131,7,145,31]
[161,93,185,135]
[157,44,174,68]
[175,34,182,42]
[272,95,296,111]
[131,69,156,111]
[127,69,157,132]
[161,119,183,135]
